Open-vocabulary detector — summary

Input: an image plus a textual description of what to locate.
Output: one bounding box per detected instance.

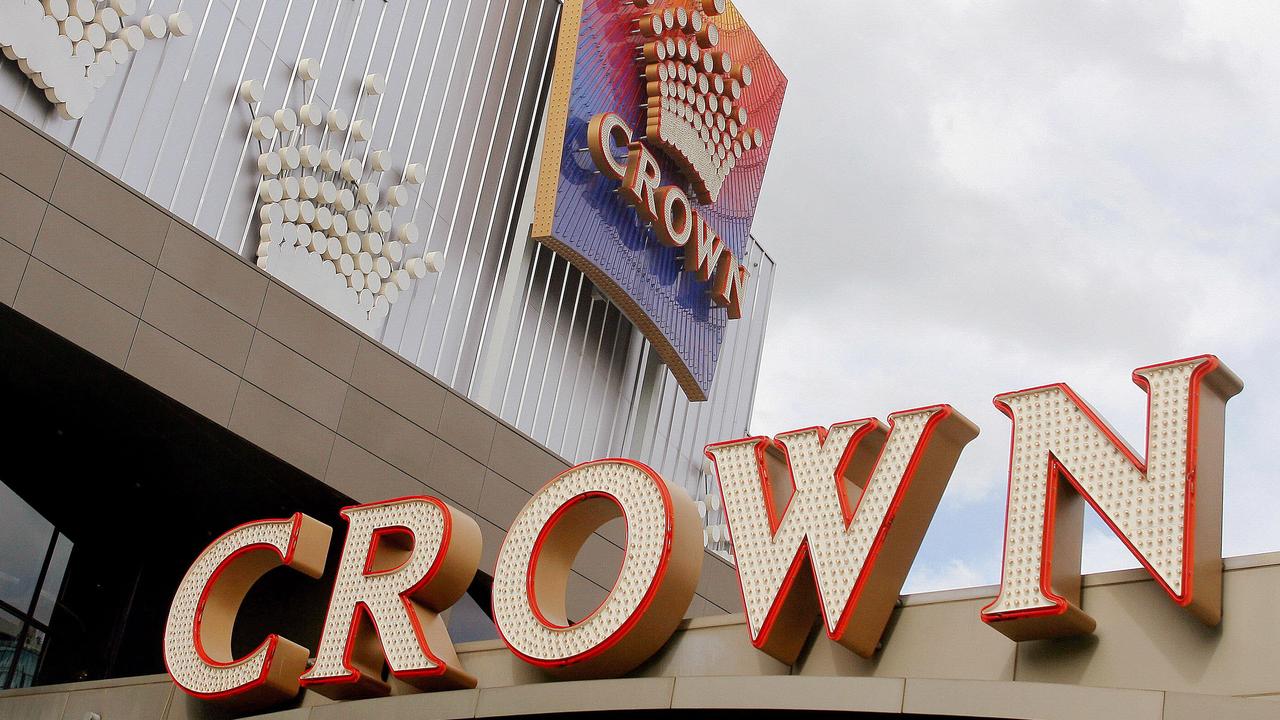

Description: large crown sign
[533,0,786,401]
[0,0,192,120]
[635,0,764,204]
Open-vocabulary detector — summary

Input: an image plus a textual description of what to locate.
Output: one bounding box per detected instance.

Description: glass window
[446,589,498,644]
[0,610,24,689]
[0,484,55,614]
[0,481,74,689]
[32,535,72,626]
[6,626,44,689]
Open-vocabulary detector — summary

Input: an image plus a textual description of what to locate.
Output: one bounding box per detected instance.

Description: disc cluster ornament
[248,64,443,326]
[0,0,192,120]
[634,0,764,203]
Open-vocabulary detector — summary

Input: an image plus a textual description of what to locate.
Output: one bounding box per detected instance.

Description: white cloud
[1082,520,1144,575]
[903,558,985,594]
[734,0,1280,578]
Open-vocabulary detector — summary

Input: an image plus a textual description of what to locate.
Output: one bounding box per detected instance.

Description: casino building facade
[0,0,768,694]
[0,1,1277,719]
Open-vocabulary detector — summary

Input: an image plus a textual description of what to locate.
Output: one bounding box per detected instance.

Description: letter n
[706,406,978,663]
[981,356,1243,640]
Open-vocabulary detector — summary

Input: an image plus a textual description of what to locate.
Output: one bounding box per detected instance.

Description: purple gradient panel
[550,0,786,398]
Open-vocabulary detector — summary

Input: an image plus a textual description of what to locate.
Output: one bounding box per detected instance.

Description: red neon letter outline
[621,142,662,223]
[491,459,702,679]
[164,514,331,712]
[300,497,482,699]
[706,406,978,663]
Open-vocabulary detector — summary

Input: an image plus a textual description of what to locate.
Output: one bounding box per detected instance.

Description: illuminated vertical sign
[532,0,787,401]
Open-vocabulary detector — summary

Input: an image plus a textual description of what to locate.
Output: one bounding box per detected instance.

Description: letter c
[164,514,331,712]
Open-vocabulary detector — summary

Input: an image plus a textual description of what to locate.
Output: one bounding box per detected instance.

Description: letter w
[706,406,978,663]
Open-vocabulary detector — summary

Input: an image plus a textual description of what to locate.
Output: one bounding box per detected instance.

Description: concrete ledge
[672,676,905,714]
[475,678,675,717]
[902,678,1164,720]
[7,673,1280,720]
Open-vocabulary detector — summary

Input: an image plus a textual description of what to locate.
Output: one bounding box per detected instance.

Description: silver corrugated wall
[459,230,775,557]
[0,0,773,552]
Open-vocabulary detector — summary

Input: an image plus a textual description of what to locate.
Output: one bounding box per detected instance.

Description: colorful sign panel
[533,0,787,401]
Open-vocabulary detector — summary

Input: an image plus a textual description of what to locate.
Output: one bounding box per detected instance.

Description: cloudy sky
[732,0,1280,592]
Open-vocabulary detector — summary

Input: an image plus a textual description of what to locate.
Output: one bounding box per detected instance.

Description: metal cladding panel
[0,0,560,347]
[635,238,774,558]
[381,0,560,383]
[482,233,773,557]
[533,0,786,401]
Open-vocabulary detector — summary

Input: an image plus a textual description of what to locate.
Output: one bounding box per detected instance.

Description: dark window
[0,611,23,686]
[446,575,498,644]
[0,302,353,689]
[32,535,71,627]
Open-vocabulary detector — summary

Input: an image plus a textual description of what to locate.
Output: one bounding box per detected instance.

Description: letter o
[587,113,633,181]
[492,460,702,679]
[656,187,693,248]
